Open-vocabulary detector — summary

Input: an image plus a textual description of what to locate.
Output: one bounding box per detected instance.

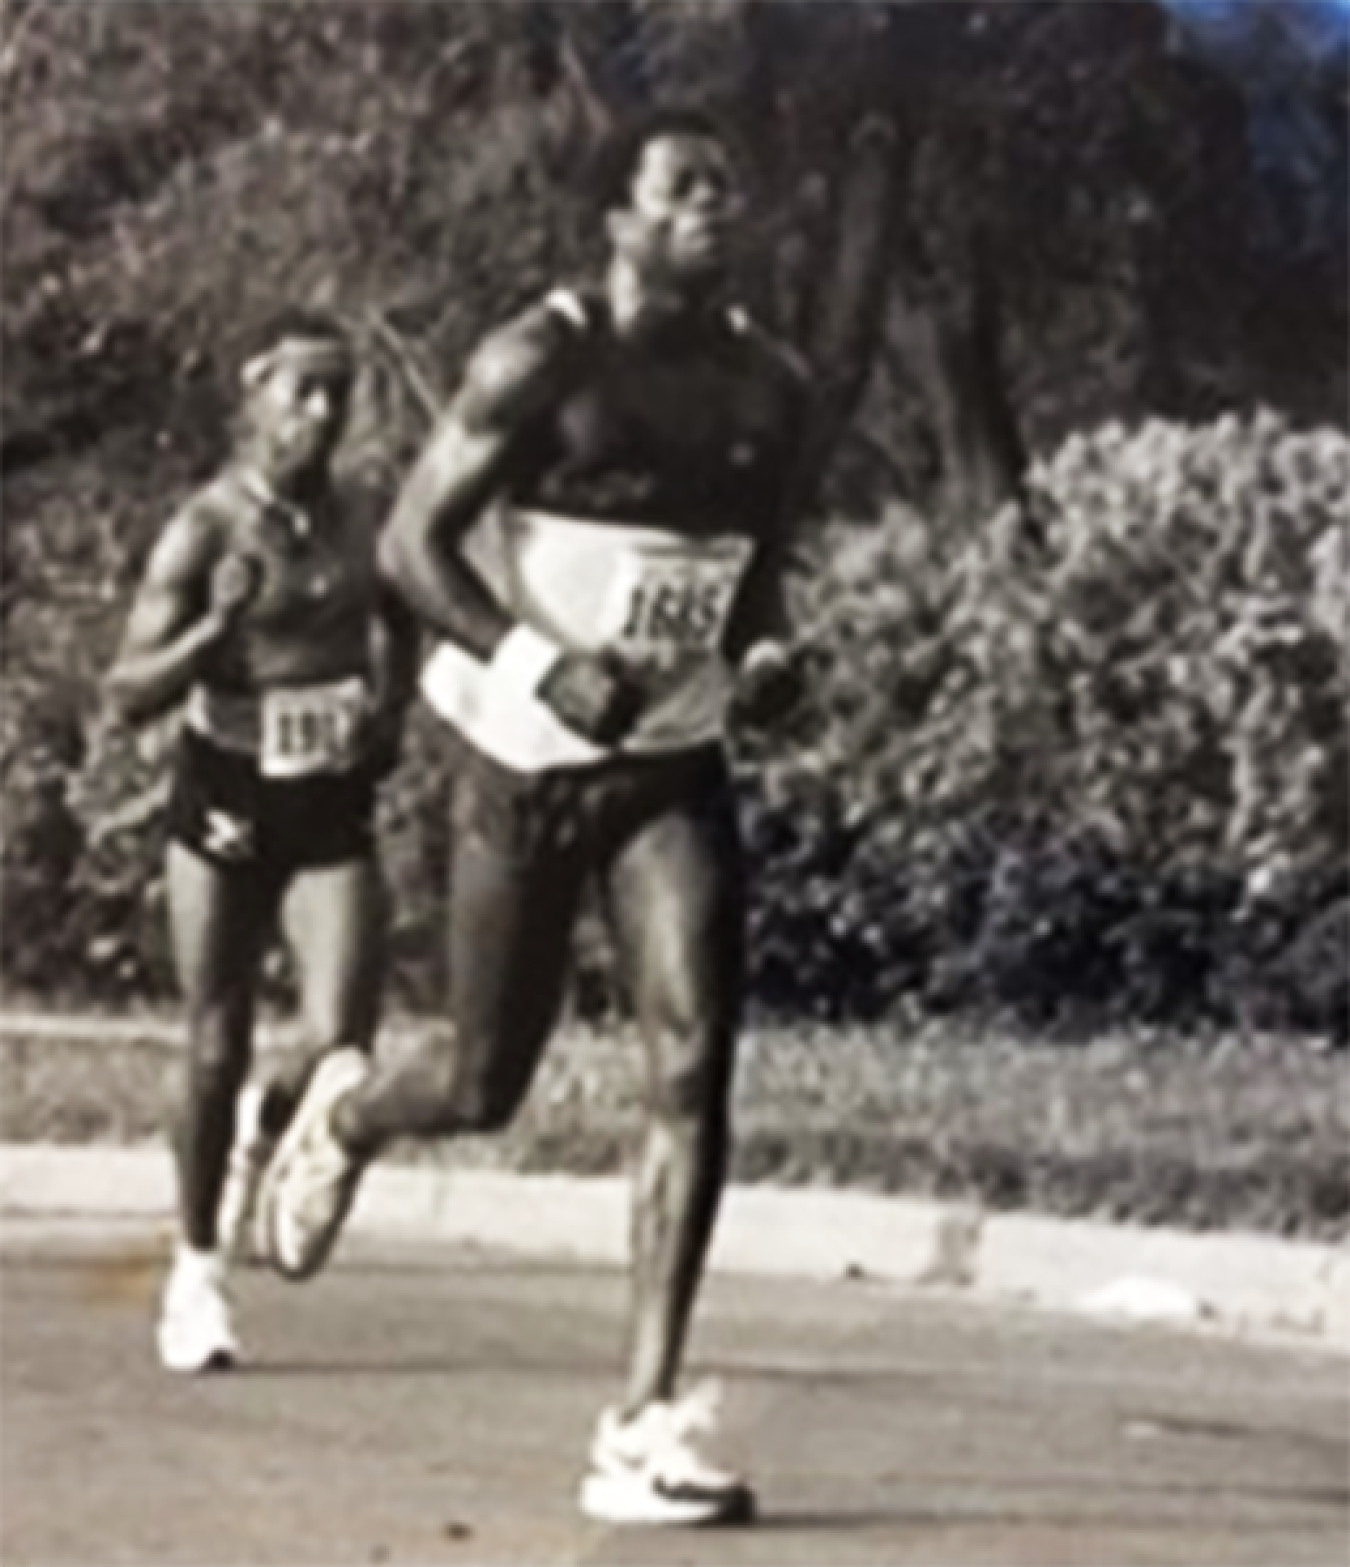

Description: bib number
[261,678,367,778]
[603,555,748,671]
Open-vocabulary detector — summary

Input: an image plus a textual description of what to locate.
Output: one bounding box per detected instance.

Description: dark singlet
[186,472,376,775]
[422,289,799,772]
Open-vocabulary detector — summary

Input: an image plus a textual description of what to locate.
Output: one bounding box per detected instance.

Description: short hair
[587,106,738,215]
[238,306,349,373]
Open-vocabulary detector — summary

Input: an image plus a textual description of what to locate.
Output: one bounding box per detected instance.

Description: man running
[261,110,810,1524]
[104,309,418,1373]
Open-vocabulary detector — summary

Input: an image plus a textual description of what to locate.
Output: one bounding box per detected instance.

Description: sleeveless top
[422,289,788,772]
[183,471,373,778]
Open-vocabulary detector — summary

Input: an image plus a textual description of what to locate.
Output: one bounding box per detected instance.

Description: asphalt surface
[3,1219,1346,1567]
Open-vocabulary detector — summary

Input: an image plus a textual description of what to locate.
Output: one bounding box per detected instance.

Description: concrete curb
[3,1143,1345,1352]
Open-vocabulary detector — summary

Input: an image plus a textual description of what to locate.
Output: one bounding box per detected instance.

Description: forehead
[249,342,353,393]
[630,133,736,190]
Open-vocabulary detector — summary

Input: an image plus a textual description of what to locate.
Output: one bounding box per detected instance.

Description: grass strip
[1,1014,1344,1241]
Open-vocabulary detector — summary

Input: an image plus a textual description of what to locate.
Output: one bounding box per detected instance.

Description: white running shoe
[217,1082,277,1264]
[261,1048,369,1282]
[579,1382,756,1526]
[156,1250,239,1374]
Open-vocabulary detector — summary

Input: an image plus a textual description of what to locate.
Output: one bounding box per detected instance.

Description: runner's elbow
[375,526,408,592]
[101,664,155,728]
[101,665,137,722]
[378,506,440,593]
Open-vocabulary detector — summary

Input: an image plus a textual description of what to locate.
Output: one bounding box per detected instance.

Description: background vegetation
[4,1016,1345,1238]
[2,1,1347,1044]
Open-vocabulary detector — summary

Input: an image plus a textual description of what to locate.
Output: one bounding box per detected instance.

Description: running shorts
[167,727,376,875]
[449,734,737,870]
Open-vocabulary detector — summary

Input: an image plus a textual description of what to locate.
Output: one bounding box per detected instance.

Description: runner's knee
[298,1009,366,1057]
[644,1025,732,1127]
[185,1005,250,1098]
[447,1062,523,1133]
[396,1043,522,1135]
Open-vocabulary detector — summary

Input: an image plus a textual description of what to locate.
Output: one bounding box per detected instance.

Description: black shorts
[449,736,738,870]
[167,727,376,877]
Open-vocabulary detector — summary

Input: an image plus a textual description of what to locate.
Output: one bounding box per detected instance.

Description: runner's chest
[528,358,791,527]
[240,528,372,636]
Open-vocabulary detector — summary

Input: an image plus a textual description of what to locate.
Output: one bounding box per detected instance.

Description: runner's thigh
[445,764,587,1114]
[280,857,385,1051]
[166,841,271,1022]
[605,792,745,1106]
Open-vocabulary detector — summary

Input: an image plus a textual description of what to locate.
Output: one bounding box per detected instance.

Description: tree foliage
[1,2,1345,1028]
[742,413,1348,1033]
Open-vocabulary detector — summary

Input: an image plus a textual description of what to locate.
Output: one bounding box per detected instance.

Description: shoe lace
[290,1108,362,1216]
[645,1379,724,1461]
[296,1124,341,1185]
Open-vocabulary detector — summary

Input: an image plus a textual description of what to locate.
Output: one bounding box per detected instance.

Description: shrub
[3,412,1344,1039]
[741,411,1348,1034]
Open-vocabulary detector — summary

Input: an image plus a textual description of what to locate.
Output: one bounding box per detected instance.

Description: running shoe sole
[158,1340,239,1375]
[260,1051,367,1282]
[579,1474,756,1527]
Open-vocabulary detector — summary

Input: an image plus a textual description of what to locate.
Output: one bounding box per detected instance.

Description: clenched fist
[733,640,805,731]
[538,650,643,746]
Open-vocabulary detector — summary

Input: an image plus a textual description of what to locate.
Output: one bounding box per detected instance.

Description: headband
[240,336,353,389]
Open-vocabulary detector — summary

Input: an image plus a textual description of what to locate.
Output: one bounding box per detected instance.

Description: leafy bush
[741,411,1348,1035]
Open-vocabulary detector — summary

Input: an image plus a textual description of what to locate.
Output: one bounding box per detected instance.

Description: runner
[261,110,811,1523]
[103,309,418,1373]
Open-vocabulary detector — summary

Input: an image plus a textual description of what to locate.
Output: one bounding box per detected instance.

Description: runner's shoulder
[144,478,237,585]
[728,309,812,400]
[458,294,591,432]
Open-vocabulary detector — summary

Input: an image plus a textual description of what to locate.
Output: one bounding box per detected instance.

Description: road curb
[1,1143,1344,1352]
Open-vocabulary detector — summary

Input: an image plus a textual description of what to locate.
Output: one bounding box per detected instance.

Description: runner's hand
[733,640,804,731]
[538,651,643,746]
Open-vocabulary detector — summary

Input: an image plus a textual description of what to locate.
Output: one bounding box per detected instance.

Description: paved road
[3,1219,1346,1566]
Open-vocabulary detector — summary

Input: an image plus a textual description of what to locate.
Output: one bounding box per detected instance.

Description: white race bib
[424,511,757,771]
[496,510,755,666]
[602,554,748,672]
[260,678,368,778]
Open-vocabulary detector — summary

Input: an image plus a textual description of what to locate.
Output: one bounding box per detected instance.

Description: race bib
[601,549,752,672]
[260,678,368,778]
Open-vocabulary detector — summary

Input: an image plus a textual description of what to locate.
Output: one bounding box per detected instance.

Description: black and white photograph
[1,1,1347,1562]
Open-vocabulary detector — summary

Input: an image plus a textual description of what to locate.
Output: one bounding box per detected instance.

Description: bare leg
[604,790,744,1416]
[166,843,273,1250]
[267,857,385,1131]
[336,812,585,1154]
[262,759,591,1283]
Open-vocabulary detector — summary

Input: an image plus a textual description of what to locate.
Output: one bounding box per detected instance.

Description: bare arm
[103,507,251,727]
[377,310,575,661]
[726,355,816,662]
[363,579,422,776]
[720,344,820,733]
[378,308,643,745]
[368,579,422,722]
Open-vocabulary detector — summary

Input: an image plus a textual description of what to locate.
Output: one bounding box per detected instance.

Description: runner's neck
[605,258,727,344]
[235,464,330,544]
